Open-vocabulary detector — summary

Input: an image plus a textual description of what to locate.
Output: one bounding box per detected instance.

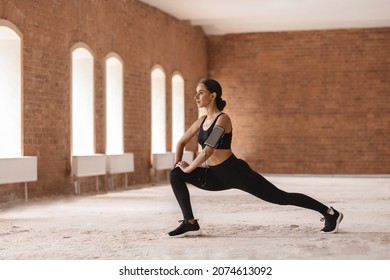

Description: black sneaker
[320,207,344,233]
[168,219,202,237]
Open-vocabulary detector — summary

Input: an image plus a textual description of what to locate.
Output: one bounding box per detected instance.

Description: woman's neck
[205,107,221,119]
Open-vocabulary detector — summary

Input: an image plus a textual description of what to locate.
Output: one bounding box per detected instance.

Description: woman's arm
[174,116,206,164]
[179,114,232,173]
[179,145,215,173]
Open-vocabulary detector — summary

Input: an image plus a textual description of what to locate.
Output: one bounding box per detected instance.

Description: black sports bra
[198,113,232,149]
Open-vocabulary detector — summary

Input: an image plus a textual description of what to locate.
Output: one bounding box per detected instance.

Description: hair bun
[217,98,226,111]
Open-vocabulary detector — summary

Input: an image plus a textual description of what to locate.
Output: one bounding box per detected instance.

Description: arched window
[105,54,124,155]
[171,74,185,151]
[0,22,22,158]
[151,66,166,153]
[71,45,94,156]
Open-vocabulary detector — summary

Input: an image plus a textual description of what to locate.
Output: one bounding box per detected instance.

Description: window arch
[71,44,95,156]
[0,21,22,158]
[151,66,166,153]
[105,53,124,155]
[171,73,185,151]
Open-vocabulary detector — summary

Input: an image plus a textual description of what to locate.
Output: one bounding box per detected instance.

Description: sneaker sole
[321,212,344,234]
[169,229,202,238]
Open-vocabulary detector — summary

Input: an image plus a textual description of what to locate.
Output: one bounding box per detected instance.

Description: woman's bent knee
[170,167,184,183]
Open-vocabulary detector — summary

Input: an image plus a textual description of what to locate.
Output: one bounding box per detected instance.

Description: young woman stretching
[168,79,343,237]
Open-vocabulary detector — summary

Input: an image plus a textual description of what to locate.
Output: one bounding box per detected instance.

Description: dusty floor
[0,175,389,260]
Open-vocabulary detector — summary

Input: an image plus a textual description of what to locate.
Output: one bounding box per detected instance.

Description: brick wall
[1,1,389,203]
[0,0,207,202]
[208,28,390,174]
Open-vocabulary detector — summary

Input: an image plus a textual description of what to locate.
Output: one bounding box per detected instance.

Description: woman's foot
[168,219,202,237]
[320,207,344,233]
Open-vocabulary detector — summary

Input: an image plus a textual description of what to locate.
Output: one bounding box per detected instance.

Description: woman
[169,79,343,237]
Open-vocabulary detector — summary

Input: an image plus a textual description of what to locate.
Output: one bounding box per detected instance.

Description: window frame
[151,65,167,154]
[0,20,23,158]
[104,52,125,155]
[171,72,185,151]
[70,43,96,156]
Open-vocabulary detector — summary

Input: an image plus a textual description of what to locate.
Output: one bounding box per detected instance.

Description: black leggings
[170,154,329,220]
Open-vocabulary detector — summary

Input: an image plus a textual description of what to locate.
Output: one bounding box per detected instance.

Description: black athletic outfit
[170,113,329,220]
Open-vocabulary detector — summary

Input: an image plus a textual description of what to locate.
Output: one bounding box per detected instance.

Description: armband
[204,125,225,148]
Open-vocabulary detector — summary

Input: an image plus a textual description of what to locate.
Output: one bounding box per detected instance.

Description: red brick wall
[1,0,389,203]
[208,28,390,174]
[0,0,206,202]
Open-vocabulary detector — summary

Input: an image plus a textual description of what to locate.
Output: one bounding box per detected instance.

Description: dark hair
[201,79,226,111]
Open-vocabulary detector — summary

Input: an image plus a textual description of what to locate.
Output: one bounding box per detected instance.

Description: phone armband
[204,125,225,148]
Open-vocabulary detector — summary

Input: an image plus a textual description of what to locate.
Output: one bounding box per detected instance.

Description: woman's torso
[198,113,233,166]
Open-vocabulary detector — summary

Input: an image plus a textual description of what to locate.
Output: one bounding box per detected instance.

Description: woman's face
[194,83,214,108]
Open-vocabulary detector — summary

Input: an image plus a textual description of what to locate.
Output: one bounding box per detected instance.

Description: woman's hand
[175,161,190,173]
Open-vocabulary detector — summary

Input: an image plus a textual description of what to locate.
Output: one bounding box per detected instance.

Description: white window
[0,22,22,158]
[151,67,166,153]
[71,45,95,156]
[105,54,124,155]
[171,74,185,151]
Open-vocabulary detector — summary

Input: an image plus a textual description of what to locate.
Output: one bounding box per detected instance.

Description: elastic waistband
[209,154,237,170]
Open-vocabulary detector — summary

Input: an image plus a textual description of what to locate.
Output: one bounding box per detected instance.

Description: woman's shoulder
[216,112,232,129]
[219,112,231,121]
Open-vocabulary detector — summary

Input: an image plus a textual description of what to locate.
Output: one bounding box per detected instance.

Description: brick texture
[0,1,389,203]
[0,0,206,202]
[208,29,390,174]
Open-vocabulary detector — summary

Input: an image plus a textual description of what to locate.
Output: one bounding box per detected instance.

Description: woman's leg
[211,156,343,232]
[243,173,329,215]
[170,167,227,220]
[168,167,228,237]
[211,157,329,215]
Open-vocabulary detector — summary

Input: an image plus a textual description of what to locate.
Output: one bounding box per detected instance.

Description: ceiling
[137,0,390,35]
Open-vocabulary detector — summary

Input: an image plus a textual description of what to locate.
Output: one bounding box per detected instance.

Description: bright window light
[151,67,166,153]
[105,55,124,155]
[71,47,94,156]
[0,25,22,158]
[172,74,185,151]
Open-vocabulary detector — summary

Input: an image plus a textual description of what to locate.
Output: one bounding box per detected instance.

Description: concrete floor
[0,175,389,260]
